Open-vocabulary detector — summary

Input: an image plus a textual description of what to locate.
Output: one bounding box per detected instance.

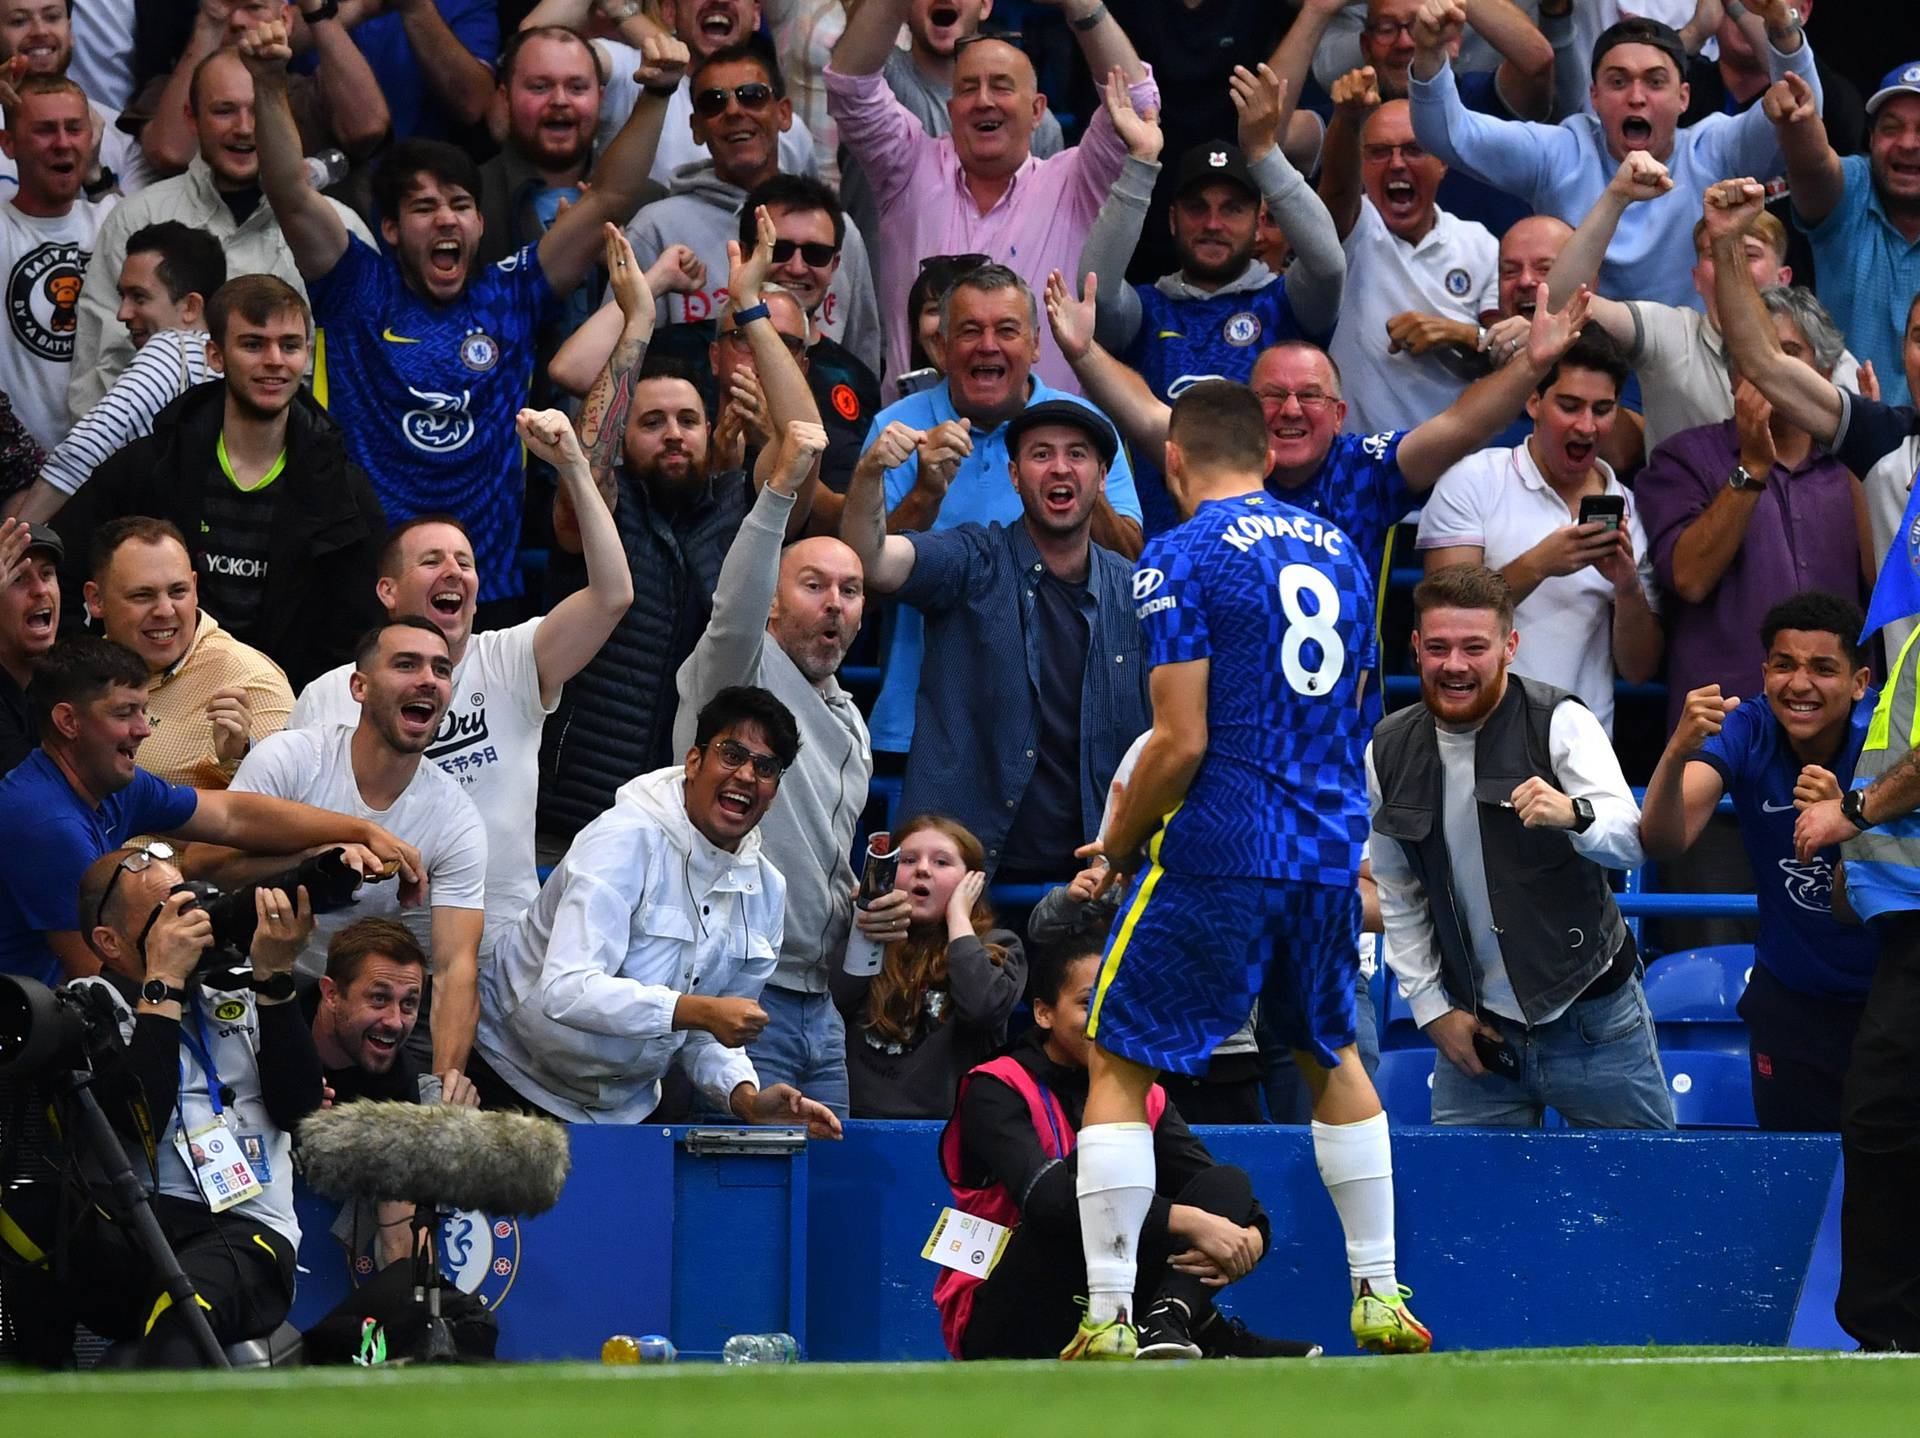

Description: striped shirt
[43,331,213,496]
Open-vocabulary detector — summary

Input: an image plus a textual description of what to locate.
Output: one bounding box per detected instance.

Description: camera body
[172,847,373,975]
[0,975,127,1078]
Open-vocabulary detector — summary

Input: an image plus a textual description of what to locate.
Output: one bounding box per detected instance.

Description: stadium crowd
[4,0,1920,1364]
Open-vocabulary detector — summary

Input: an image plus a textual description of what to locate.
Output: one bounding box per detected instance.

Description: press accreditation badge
[921,1207,1010,1280]
[174,1119,264,1212]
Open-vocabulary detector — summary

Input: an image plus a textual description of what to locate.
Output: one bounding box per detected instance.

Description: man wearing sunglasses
[827,0,1156,393]
[469,684,842,1136]
[0,633,422,988]
[621,38,880,370]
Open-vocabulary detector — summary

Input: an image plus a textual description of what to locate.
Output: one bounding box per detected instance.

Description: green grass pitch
[5,1350,1919,1438]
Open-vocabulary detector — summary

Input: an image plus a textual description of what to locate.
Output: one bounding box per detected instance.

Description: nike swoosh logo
[381,327,421,344]
[1156,330,1185,339]
[1761,799,1796,813]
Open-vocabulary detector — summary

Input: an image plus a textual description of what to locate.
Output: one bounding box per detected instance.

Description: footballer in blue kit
[1064,382,1426,1364]
[238,20,692,607]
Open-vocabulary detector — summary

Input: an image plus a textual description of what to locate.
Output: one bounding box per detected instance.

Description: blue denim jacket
[894,520,1151,874]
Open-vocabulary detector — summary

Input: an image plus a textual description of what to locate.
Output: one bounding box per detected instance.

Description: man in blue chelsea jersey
[1061,381,1429,1363]
[238,19,688,617]
[1639,590,1880,1132]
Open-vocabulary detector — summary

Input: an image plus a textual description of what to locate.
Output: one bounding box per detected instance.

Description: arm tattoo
[579,333,649,511]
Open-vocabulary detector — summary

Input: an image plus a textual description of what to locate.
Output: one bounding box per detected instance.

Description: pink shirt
[824,63,1157,394]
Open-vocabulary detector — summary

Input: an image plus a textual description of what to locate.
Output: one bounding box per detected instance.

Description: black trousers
[1838,911,1920,1349]
[959,1164,1254,1360]
[1740,963,1867,1133]
[6,1190,294,1367]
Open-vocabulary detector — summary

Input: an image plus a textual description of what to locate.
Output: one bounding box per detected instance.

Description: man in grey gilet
[1366,563,1672,1128]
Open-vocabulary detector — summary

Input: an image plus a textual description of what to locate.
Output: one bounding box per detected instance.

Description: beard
[1421,670,1505,729]
[1176,236,1255,286]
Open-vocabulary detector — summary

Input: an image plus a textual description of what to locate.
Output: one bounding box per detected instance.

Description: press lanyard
[176,1000,227,1121]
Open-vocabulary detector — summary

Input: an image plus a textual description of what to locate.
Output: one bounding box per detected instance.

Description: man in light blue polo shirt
[861,264,1143,760]
[1407,3,1820,312]
[1778,60,1920,407]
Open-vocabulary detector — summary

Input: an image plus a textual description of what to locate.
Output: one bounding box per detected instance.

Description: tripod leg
[66,1083,229,1369]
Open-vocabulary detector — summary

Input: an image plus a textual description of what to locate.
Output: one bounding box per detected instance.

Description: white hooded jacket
[474,766,785,1123]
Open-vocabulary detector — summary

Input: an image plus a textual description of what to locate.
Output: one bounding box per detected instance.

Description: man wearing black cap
[0,518,62,776]
[1407,0,1821,311]
[843,400,1149,884]
[1776,56,1920,406]
[1077,62,1345,536]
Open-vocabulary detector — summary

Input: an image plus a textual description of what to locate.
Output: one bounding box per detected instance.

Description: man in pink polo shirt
[825,0,1156,393]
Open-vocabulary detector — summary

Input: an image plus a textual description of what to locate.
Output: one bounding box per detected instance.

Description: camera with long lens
[175,846,380,975]
[0,974,127,1079]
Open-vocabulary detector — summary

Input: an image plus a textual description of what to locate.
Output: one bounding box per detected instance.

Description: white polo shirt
[1415,440,1659,734]
[1330,198,1498,435]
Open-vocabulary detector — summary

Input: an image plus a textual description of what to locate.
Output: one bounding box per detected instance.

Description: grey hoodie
[626,160,884,375]
[673,484,873,995]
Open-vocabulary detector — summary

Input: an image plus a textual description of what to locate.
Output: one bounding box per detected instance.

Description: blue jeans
[1260,975,1381,1125]
[1428,975,1675,1129]
[748,987,850,1120]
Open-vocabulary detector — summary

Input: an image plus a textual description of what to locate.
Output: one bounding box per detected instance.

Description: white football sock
[1075,1122,1156,1325]
[1311,1112,1397,1297]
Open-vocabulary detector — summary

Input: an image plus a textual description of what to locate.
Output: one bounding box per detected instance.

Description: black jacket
[537,466,752,838]
[954,1031,1271,1250]
[56,380,387,689]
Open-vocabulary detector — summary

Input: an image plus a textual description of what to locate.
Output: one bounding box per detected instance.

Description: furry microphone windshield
[299,1102,571,1215]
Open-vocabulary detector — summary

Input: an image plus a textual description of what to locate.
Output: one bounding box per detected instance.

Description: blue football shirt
[1136,491,1377,886]
[1122,279,1319,537]
[0,751,200,985]
[310,238,556,603]
[1272,428,1414,569]
[1696,694,1881,1001]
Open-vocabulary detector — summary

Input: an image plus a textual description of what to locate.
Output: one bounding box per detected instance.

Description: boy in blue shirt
[1639,590,1877,1131]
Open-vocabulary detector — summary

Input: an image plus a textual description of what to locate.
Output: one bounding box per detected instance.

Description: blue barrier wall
[291,1125,1839,1360]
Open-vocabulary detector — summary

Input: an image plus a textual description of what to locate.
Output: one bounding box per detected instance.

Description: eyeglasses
[770,239,839,267]
[692,82,775,117]
[1254,387,1337,413]
[920,252,990,274]
[96,841,178,934]
[954,30,1022,52]
[705,737,786,783]
[1365,19,1416,41]
[1362,141,1428,164]
[719,326,808,358]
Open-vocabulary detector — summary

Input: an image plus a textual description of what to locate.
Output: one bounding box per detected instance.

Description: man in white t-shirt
[234,617,487,1083]
[1321,76,1499,435]
[0,0,150,199]
[1415,328,1662,733]
[289,409,632,953]
[0,74,111,449]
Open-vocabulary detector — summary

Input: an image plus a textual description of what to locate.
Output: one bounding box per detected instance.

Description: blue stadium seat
[1643,945,1753,1020]
[1662,1048,1757,1128]
[1371,1049,1435,1125]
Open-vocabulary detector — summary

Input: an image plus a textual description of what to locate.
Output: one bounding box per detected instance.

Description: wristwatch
[1569,796,1596,834]
[301,0,340,23]
[731,300,771,327]
[252,971,297,1002]
[1728,463,1765,493]
[1842,787,1874,831]
[1071,2,1110,32]
[140,978,187,1006]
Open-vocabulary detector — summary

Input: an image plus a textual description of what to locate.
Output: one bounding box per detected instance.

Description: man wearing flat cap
[843,399,1149,884]
[0,518,63,776]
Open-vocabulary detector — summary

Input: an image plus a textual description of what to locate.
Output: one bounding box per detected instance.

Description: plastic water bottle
[722,1332,799,1364]
[602,1333,676,1363]
[304,147,349,191]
